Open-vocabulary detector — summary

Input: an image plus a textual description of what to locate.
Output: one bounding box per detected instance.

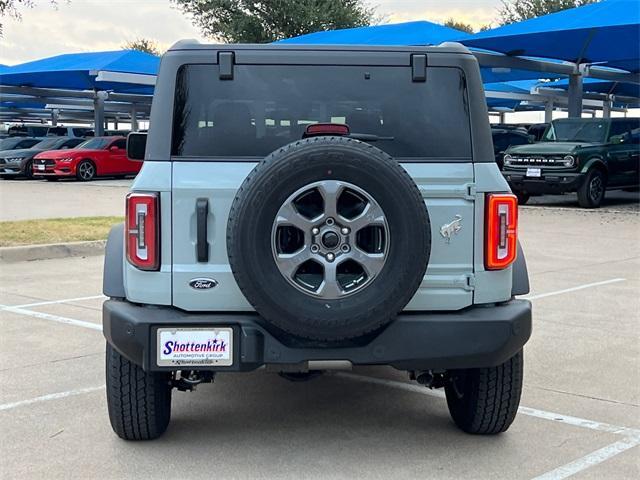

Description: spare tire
[227,136,430,341]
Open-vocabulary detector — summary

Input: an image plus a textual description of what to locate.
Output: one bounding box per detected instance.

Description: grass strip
[0,217,124,247]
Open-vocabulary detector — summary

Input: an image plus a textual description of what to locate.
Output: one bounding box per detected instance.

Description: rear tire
[445,350,523,434]
[106,342,172,441]
[577,168,606,208]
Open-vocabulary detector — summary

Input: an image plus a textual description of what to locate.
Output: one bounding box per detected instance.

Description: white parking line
[337,373,640,436]
[337,373,640,480]
[532,436,640,480]
[524,278,626,300]
[3,283,639,478]
[10,295,106,309]
[0,304,102,331]
[0,385,105,412]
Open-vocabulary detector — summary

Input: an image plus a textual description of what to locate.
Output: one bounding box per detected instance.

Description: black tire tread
[227,136,430,341]
[445,350,523,434]
[106,343,171,441]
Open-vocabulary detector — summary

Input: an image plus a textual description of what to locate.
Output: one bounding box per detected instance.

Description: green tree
[171,0,376,43]
[123,38,162,56]
[498,0,600,25]
[443,18,475,34]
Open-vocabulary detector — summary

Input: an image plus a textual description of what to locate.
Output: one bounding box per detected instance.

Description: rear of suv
[103,42,532,440]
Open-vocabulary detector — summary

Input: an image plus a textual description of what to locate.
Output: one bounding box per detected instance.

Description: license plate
[526,167,541,177]
[37,164,45,171]
[157,327,233,367]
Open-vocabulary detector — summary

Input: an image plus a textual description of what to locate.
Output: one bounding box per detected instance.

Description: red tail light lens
[485,193,518,270]
[126,192,160,271]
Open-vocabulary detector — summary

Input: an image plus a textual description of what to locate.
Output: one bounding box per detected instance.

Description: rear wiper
[348,133,395,142]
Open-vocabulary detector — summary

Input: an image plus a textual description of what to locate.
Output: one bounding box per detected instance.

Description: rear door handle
[196,198,209,262]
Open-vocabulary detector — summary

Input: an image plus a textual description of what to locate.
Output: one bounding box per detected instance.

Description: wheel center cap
[321,231,340,249]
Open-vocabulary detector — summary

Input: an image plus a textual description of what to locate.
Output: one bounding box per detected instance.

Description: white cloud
[0,0,207,64]
[373,0,501,29]
[0,0,500,65]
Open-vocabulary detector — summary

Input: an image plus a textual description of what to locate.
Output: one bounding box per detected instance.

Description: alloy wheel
[271,180,389,299]
[78,162,95,180]
[589,175,604,202]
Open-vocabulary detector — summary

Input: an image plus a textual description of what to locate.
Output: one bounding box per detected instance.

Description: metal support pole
[51,109,59,126]
[603,97,612,119]
[114,117,119,130]
[131,107,138,132]
[93,91,107,136]
[568,73,583,118]
[499,112,506,124]
[544,101,554,123]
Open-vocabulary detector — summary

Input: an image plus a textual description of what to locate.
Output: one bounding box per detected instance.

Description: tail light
[303,123,350,137]
[126,192,160,271]
[485,193,518,270]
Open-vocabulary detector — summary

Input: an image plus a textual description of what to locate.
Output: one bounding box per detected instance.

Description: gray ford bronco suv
[103,42,532,440]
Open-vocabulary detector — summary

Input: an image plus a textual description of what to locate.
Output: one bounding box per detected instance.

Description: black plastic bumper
[103,299,532,372]
[503,171,585,195]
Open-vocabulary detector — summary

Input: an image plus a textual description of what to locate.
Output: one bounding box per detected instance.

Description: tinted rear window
[172,64,472,160]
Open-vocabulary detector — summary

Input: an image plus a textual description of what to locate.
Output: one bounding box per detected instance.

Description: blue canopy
[483,80,539,110]
[480,64,563,83]
[278,21,565,83]
[484,80,538,94]
[539,77,640,98]
[462,0,640,72]
[278,20,470,45]
[0,50,159,94]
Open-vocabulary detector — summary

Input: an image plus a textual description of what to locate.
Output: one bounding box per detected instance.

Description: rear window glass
[172,64,472,160]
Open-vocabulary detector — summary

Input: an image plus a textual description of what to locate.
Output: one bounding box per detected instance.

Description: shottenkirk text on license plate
[526,167,541,177]
[157,328,233,367]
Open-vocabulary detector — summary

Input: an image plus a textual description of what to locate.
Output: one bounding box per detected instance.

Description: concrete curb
[0,240,107,264]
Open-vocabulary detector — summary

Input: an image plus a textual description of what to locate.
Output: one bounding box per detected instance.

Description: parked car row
[0,136,141,181]
[494,118,640,208]
[1,123,133,139]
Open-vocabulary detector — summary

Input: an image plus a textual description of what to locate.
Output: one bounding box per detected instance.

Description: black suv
[503,118,640,207]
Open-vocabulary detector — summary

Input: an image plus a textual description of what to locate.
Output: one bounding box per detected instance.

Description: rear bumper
[103,299,532,372]
[503,171,585,195]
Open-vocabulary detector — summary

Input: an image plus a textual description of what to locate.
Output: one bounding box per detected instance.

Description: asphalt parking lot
[1,198,639,479]
[1,178,638,221]
[0,178,131,221]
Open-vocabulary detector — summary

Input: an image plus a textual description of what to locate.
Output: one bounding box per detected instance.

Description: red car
[32,136,141,181]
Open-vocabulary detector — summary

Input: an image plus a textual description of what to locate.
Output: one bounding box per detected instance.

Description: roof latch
[411,54,427,82]
[218,51,235,80]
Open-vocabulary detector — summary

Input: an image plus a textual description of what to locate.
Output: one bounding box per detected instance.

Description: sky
[0,0,503,65]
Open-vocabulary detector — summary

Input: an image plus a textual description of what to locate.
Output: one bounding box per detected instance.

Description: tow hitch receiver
[171,371,215,392]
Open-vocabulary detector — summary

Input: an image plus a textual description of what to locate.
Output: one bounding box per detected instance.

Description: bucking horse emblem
[440,215,462,243]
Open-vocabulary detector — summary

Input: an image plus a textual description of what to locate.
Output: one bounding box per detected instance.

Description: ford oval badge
[189,278,218,290]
